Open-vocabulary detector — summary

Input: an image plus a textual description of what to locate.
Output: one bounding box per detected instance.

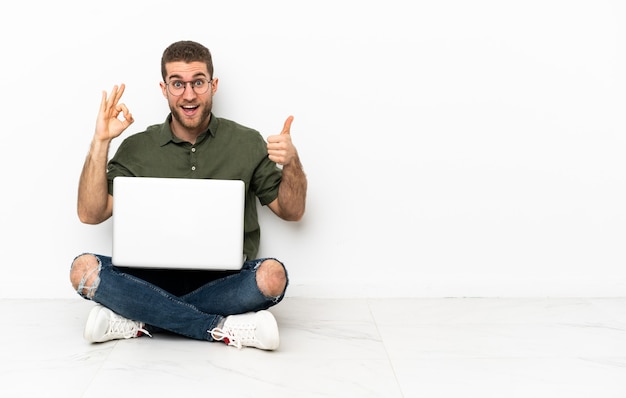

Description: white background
[2,0,625,298]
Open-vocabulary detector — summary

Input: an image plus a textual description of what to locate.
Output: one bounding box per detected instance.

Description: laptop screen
[111,177,245,270]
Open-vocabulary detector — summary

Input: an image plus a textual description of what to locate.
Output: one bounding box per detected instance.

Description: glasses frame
[165,78,213,96]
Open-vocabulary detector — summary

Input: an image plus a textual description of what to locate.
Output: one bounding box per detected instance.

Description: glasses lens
[168,81,184,96]
[192,79,210,94]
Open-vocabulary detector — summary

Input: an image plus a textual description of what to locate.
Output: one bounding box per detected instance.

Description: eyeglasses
[165,78,213,96]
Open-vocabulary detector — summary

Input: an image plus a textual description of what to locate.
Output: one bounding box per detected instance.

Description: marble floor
[1,297,625,397]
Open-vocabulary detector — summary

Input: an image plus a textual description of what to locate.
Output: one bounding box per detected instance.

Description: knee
[70,254,101,298]
[256,259,287,298]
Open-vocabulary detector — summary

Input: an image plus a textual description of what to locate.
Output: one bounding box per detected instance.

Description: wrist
[88,137,111,159]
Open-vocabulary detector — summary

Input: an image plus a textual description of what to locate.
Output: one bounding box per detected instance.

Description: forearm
[277,156,307,221]
[77,138,112,224]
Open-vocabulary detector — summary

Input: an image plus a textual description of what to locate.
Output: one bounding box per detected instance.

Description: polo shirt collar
[157,113,218,146]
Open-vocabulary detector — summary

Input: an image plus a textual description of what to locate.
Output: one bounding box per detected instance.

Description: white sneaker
[209,310,279,350]
[84,304,151,343]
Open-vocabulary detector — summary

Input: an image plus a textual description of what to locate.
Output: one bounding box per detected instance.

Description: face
[160,61,218,137]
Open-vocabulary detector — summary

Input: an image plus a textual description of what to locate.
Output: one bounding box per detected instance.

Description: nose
[182,82,197,99]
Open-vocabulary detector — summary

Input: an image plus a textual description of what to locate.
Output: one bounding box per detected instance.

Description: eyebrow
[167,72,208,81]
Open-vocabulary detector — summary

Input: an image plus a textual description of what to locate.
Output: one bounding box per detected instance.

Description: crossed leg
[70,254,287,302]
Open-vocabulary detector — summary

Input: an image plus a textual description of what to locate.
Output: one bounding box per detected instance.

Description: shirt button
[191,148,196,153]
[191,166,196,171]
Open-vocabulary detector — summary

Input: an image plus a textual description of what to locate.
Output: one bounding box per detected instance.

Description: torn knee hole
[257,260,287,297]
[71,255,102,299]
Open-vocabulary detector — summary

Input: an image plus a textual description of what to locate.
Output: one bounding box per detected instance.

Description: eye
[193,79,206,88]
[171,80,184,88]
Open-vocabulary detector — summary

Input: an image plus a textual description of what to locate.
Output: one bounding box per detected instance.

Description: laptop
[112,176,245,270]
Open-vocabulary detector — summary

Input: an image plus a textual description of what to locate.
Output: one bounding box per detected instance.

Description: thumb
[281,115,294,135]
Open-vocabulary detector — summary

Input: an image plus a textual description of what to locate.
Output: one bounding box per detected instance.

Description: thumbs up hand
[267,115,298,166]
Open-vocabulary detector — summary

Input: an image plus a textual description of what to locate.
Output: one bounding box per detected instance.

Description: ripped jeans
[71,254,288,341]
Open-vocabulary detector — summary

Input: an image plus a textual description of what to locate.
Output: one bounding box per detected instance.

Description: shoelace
[210,324,257,349]
[106,313,152,339]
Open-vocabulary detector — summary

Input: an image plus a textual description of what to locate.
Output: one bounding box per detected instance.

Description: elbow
[285,207,305,222]
[78,213,99,225]
[77,208,106,225]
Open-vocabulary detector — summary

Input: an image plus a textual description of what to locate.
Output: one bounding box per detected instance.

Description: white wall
[2,0,625,299]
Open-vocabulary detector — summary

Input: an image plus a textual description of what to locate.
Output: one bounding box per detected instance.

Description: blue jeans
[72,254,288,341]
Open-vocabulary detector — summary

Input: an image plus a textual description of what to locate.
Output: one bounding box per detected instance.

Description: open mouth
[181,105,199,116]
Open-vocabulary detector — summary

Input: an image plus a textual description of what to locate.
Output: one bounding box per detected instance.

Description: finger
[113,84,126,105]
[99,90,108,113]
[268,152,285,165]
[118,104,134,125]
[105,84,125,111]
[281,115,294,135]
[104,85,118,112]
[267,133,290,145]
